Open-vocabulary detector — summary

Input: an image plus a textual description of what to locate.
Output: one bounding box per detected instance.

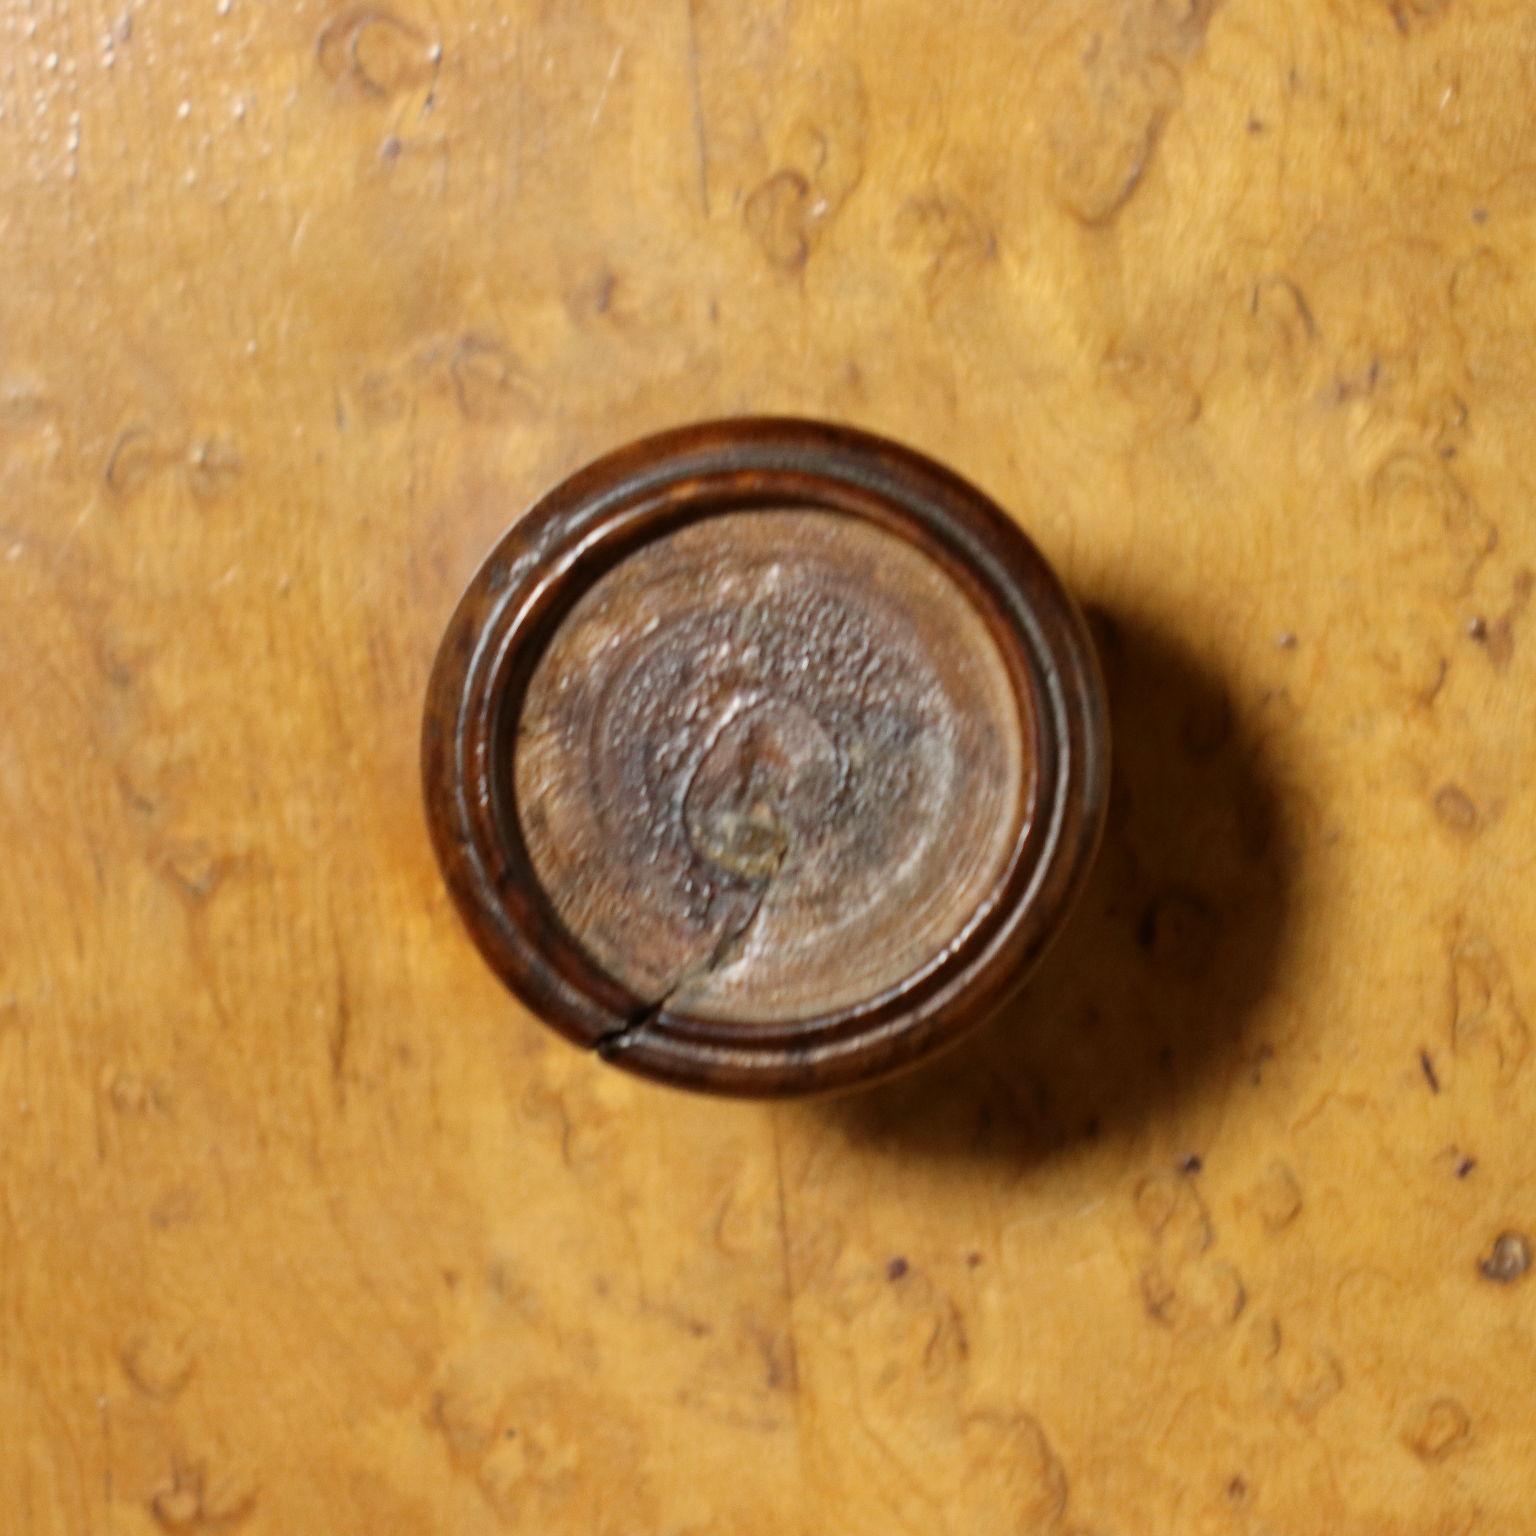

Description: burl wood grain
[517,508,1028,1024]
[4,0,1535,1529]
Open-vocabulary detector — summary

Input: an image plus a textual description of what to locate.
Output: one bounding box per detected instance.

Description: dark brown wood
[422,419,1109,1096]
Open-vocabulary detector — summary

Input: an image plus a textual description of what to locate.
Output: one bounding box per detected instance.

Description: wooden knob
[422,420,1108,1096]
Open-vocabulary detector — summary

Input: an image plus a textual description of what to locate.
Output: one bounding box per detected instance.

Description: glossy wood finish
[8,0,1536,1530]
[423,420,1107,1095]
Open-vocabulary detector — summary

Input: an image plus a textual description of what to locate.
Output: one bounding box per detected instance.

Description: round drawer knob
[422,419,1108,1096]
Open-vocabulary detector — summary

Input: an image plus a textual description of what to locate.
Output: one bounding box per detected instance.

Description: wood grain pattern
[4,0,1536,1528]
[515,506,1030,1026]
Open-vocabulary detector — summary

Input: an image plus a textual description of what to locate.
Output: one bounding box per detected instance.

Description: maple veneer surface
[3,0,1533,1530]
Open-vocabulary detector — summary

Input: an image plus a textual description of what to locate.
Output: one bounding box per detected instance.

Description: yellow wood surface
[5,0,1535,1530]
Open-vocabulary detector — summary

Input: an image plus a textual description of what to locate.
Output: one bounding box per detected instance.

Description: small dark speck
[1467,615,1489,641]
[1179,1153,1204,1175]
[1157,1045,1176,1071]
[1420,1049,1441,1094]
[1246,116,1265,134]
[1479,1230,1531,1284]
[1082,1114,1101,1140]
[380,135,402,161]
[886,1256,909,1281]
[1434,783,1479,836]
[1276,630,1298,650]
[965,1251,983,1269]
[1457,1157,1477,1179]
[1472,207,1489,224]
[503,1427,517,1439]
[1227,1475,1249,1504]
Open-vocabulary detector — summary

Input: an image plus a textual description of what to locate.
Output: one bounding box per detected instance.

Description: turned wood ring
[422,419,1109,1096]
